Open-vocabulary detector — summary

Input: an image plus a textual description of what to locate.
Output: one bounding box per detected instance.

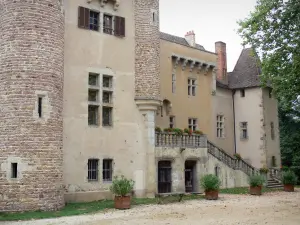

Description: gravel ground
[4,189,300,225]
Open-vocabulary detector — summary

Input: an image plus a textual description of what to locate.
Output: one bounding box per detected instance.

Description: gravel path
[4,189,300,225]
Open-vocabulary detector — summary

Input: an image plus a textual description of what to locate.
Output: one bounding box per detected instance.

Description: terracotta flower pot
[114,196,131,209]
[205,190,219,200]
[249,186,262,195]
[284,184,294,192]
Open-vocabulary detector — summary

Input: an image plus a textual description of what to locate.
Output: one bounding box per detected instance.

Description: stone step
[267,184,283,188]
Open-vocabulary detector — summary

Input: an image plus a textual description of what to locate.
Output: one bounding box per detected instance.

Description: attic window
[240,89,245,97]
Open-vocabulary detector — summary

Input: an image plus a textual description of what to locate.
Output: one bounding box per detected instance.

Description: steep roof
[228,48,262,89]
[160,32,205,51]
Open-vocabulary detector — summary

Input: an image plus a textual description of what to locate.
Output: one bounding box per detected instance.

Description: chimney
[185,31,195,47]
[215,41,228,84]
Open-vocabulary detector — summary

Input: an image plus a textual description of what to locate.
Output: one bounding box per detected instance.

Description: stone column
[136,100,160,197]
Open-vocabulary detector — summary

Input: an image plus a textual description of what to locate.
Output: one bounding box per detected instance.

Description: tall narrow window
[172,74,176,93]
[188,118,197,131]
[169,116,175,128]
[88,73,100,126]
[103,159,113,182]
[188,79,196,96]
[38,97,43,118]
[217,115,224,138]
[158,161,172,193]
[102,107,113,126]
[88,159,99,181]
[103,14,113,34]
[11,163,18,178]
[240,89,245,97]
[240,122,248,139]
[270,122,275,140]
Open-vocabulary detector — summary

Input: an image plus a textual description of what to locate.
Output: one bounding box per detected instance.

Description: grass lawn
[220,186,283,194]
[0,194,203,222]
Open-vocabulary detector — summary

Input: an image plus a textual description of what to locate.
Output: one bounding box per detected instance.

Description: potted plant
[282,170,298,192]
[200,174,221,200]
[173,128,183,135]
[248,174,265,195]
[110,175,135,209]
[183,128,193,135]
[155,126,162,133]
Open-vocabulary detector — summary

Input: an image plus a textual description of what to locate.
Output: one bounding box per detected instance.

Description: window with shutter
[114,16,125,37]
[78,6,99,31]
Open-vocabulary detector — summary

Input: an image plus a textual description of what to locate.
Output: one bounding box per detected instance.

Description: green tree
[279,106,300,182]
[238,0,300,109]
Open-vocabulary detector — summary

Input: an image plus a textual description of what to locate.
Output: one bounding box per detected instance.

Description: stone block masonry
[134,0,161,100]
[0,0,64,211]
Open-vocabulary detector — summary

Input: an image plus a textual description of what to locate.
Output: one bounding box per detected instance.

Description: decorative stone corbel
[95,0,119,10]
[204,65,211,75]
[190,61,196,72]
[174,57,180,69]
[197,62,203,73]
[182,59,188,71]
[100,0,108,7]
[113,0,120,10]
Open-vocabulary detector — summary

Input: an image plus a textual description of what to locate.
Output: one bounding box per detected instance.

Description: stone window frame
[188,118,197,131]
[172,73,176,94]
[87,158,99,181]
[188,78,196,96]
[240,122,248,140]
[78,6,125,37]
[88,73,100,126]
[270,122,275,140]
[216,115,225,138]
[169,116,175,128]
[87,70,115,128]
[150,9,159,26]
[102,159,113,182]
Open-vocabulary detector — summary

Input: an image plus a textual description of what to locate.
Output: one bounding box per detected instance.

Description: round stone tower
[0,0,64,211]
[134,0,161,197]
[134,0,160,101]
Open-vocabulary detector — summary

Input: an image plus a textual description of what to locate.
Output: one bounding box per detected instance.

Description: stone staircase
[207,141,284,188]
[267,178,283,189]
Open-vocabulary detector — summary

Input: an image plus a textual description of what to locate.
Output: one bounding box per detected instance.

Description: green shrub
[248,174,265,187]
[193,130,203,135]
[282,170,298,185]
[163,128,173,132]
[183,128,192,135]
[173,128,183,135]
[259,167,269,174]
[200,174,221,191]
[109,175,135,197]
[155,127,162,133]
[234,153,242,160]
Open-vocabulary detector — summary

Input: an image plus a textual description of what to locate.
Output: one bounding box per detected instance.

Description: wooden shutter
[78,6,90,29]
[114,16,125,37]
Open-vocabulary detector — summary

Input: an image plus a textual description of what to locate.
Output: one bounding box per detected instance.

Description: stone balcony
[155,132,207,148]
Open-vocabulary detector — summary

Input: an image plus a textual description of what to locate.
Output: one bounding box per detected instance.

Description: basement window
[11,163,18,178]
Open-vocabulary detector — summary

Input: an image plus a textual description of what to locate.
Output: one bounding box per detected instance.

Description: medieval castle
[0,0,281,212]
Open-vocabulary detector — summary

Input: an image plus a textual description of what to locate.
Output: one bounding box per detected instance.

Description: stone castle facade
[0,0,280,212]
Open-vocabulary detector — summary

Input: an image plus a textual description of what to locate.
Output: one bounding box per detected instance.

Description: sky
[159,0,257,71]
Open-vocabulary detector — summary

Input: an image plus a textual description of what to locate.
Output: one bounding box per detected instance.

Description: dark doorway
[185,160,197,193]
[158,161,172,193]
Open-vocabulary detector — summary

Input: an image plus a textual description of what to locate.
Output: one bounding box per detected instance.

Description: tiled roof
[216,80,229,89]
[160,32,205,51]
[228,48,262,89]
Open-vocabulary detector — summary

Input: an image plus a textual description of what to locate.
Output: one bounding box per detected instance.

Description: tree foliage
[279,106,300,183]
[238,0,300,109]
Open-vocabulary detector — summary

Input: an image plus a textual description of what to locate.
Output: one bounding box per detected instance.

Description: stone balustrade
[155,132,207,148]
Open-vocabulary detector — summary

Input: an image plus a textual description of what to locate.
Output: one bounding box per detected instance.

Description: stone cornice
[172,54,216,74]
[135,99,161,111]
[87,0,120,11]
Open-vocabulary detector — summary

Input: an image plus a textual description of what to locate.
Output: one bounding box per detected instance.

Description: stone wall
[0,0,65,211]
[134,0,160,100]
[155,147,249,192]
